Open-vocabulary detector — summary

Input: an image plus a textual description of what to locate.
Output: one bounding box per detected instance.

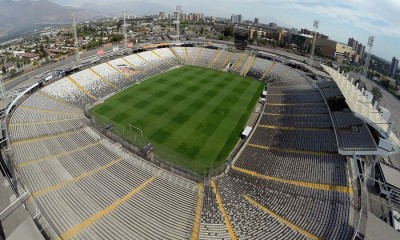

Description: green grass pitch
[92,65,264,174]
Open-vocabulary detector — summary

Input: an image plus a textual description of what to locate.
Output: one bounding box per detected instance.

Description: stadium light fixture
[123,10,128,49]
[71,13,80,64]
[362,36,375,79]
[174,5,182,43]
[309,20,319,66]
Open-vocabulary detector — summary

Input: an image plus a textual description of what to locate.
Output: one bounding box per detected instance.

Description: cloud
[251,0,400,38]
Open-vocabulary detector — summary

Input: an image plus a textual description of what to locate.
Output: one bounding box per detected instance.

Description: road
[349,72,400,167]
[349,72,400,133]
[3,45,115,91]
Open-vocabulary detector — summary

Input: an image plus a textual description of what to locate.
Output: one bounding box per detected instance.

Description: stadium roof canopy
[379,163,400,189]
[365,212,400,240]
[322,65,400,156]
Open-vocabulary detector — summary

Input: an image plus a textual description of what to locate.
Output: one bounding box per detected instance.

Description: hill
[80,0,172,16]
[0,0,105,40]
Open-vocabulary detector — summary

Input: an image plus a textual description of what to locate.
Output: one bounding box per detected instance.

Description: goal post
[129,124,143,136]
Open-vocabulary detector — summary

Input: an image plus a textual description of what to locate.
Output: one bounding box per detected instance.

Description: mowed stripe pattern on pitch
[93,66,263,173]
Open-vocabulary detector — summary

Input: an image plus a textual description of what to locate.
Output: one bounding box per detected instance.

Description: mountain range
[0,0,105,41]
[80,1,172,16]
[0,0,292,42]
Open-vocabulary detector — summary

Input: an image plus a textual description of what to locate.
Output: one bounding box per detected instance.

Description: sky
[54,0,400,62]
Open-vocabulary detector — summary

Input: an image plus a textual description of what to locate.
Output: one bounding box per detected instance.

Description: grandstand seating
[317,81,378,151]
[230,53,248,74]
[123,54,160,76]
[72,172,198,240]
[187,47,201,65]
[6,47,353,240]
[41,77,94,107]
[267,92,324,104]
[215,171,351,239]
[171,47,187,64]
[337,126,377,151]
[196,48,218,67]
[137,51,172,72]
[67,69,117,100]
[260,114,333,129]
[199,185,231,240]
[246,58,274,79]
[235,148,347,185]
[265,104,330,115]
[91,62,134,89]
[268,85,318,94]
[250,127,337,152]
[9,79,200,239]
[332,112,364,129]
[218,81,352,239]
[213,50,231,70]
[155,48,181,66]
[265,63,309,85]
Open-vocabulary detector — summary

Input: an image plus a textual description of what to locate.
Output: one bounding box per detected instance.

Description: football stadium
[1,43,400,240]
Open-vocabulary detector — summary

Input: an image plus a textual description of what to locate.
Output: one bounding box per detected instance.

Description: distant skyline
[51,0,400,61]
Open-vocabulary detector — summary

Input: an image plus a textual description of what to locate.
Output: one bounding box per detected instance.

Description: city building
[0,62,15,74]
[16,52,39,62]
[315,38,353,63]
[348,37,359,51]
[389,56,399,77]
[231,14,237,23]
[234,27,249,49]
[301,29,329,39]
[12,50,25,57]
[285,32,313,51]
[268,22,277,28]
[250,25,287,42]
[180,13,186,21]
[231,14,242,23]
[237,14,242,23]
[356,44,365,61]
[159,12,166,20]
[254,18,259,25]
[199,13,205,21]
[348,37,366,64]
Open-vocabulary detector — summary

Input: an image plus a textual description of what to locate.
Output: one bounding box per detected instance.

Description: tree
[371,86,383,102]
[223,25,234,37]
[110,33,124,42]
[341,65,352,73]
[253,30,258,41]
[380,79,390,89]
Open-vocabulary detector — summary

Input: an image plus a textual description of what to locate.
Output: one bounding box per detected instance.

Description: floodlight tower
[174,5,182,43]
[362,36,374,79]
[309,20,319,66]
[0,77,7,147]
[71,13,80,63]
[123,10,128,49]
[0,79,6,103]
